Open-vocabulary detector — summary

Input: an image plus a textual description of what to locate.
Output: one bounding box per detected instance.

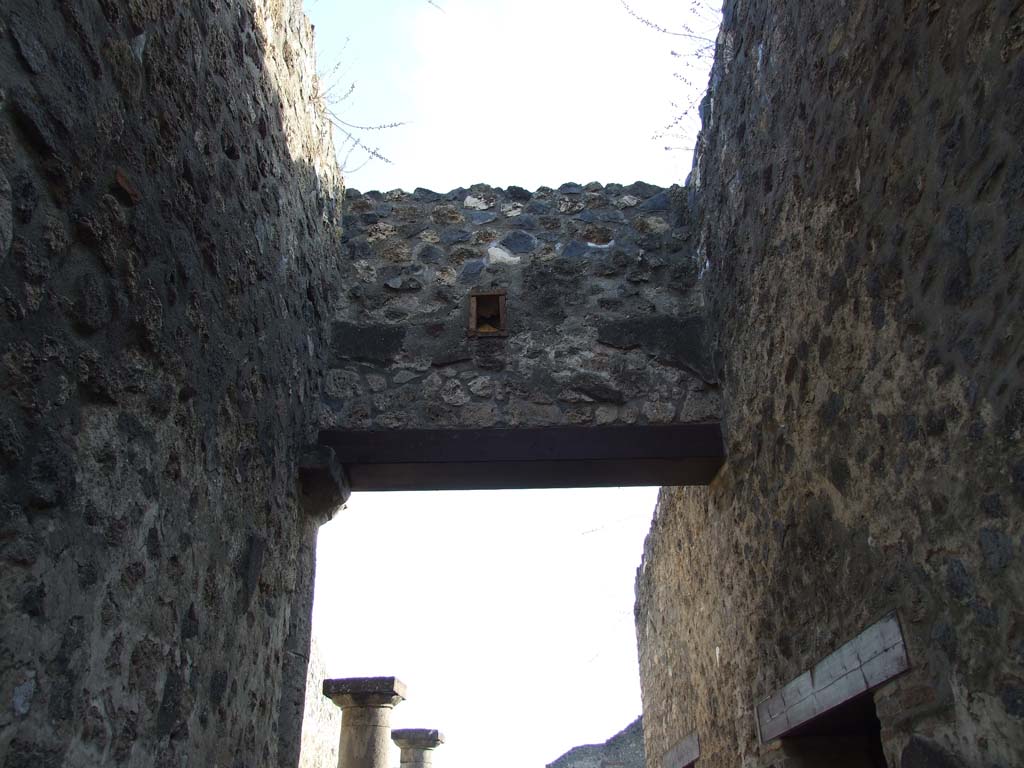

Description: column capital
[392,729,445,750]
[323,676,407,709]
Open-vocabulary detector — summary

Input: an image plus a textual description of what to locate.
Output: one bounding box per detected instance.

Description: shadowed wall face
[0,1,341,765]
[636,1,1024,767]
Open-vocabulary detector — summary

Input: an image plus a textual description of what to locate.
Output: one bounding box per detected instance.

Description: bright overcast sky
[305,0,719,193]
[302,3,719,768]
[313,488,660,768]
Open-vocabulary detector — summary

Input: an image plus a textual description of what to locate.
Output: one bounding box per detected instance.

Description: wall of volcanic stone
[297,633,341,768]
[319,183,719,433]
[636,1,1023,767]
[0,1,341,765]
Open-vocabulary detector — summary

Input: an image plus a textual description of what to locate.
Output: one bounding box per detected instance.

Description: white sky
[313,488,660,768]
[302,3,719,768]
[306,0,719,193]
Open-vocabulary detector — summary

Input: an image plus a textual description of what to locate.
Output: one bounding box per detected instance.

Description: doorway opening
[780,693,888,767]
[307,487,660,768]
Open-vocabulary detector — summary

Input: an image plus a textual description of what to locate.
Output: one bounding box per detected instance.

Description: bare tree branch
[619,1,721,153]
[619,0,715,44]
[312,3,443,173]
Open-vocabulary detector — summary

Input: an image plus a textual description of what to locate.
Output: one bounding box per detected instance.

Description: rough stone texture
[320,184,720,433]
[0,1,342,765]
[547,717,646,768]
[636,1,1023,767]
[298,635,342,768]
[0,169,12,263]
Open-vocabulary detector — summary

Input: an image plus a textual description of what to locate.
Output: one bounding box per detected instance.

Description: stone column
[323,677,407,768]
[392,729,445,768]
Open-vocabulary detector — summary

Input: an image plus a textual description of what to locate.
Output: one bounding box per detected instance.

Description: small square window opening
[468,289,508,337]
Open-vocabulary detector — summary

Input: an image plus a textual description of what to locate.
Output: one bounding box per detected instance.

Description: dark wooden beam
[317,423,724,491]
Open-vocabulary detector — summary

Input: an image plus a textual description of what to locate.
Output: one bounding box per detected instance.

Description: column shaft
[339,705,393,768]
[399,748,434,768]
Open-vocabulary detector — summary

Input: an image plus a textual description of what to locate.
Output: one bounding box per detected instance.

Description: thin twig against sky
[313,33,410,172]
[619,1,721,153]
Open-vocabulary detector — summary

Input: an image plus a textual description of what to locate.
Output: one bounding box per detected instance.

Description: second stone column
[392,729,445,768]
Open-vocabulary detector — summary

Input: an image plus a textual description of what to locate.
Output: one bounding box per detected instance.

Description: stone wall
[636,1,1023,767]
[319,184,719,433]
[547,717,646,768]
[298,634,341,768]
[0,1,342,765]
